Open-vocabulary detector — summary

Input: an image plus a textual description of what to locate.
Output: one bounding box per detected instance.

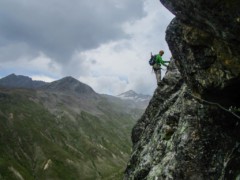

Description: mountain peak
[7,73,17,77]
[40,76,96,95]
[117,90,151,102]
[0,74,47,89]
[61,76,75,81]
[5,73,31,80]
[118,90,137,97]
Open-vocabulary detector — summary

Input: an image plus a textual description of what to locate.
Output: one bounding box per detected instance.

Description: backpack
[149,55,156,66]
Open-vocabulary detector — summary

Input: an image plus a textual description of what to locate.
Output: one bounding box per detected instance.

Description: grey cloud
[0,41,38,61]
[0,0,145,63]
[91,60,97,64]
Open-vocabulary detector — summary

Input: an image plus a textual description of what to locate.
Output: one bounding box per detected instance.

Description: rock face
[124,0,240,179]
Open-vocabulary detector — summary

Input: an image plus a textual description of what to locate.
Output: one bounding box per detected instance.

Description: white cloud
[31,75,56,82]
[0,52,61,80]
[73,0,174,95]
[79,75,129,95]
[0,0,174,96]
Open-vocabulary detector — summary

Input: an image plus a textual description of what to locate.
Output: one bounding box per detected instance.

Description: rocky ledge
[124,0,240,179]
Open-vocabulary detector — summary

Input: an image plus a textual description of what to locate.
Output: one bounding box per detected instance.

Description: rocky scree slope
[124,0,240,179]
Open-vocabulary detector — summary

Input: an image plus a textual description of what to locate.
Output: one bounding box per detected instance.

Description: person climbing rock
[151,50,169,85]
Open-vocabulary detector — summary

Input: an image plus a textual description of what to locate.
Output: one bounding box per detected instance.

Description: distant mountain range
[0,73,151,103]
[0,74,151,179]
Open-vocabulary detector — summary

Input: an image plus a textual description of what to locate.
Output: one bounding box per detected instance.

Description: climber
[151,50,170,84]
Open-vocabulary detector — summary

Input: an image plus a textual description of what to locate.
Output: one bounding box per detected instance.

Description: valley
[0,75,150,179]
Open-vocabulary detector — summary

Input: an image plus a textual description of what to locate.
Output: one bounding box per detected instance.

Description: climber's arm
[164,61,170,63]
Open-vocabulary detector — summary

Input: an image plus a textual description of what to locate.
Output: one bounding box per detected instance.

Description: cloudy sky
[0,0,174,95]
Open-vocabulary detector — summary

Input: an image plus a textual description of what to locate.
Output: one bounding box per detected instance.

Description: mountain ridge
[39,76,96,96]
[0,73,47,89]
[0,74,151,110]
[0,74,151,99]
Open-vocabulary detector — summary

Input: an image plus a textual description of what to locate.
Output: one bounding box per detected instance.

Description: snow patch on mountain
[117,90,151,102]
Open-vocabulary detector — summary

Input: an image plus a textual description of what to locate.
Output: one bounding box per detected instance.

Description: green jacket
[153,54,169,70]
[155,54,169,67]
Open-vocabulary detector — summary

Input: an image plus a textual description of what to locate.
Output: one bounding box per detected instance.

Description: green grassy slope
[0,88,139,179]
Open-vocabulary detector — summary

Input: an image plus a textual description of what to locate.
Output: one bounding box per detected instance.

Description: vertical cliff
[125,0,240,179]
